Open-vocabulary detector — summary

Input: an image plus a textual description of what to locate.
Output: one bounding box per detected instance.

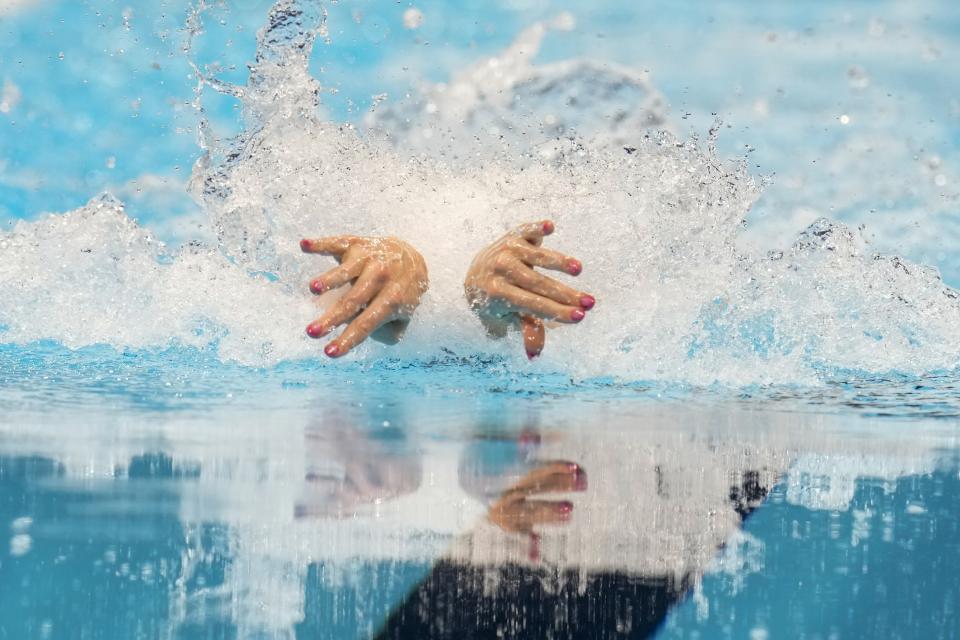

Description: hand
[464,220,595,359]
[300,236,429,358]
[487,461,588,561]
[295,425,422,518]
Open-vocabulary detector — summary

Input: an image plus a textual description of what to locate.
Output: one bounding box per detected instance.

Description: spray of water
[1,0,958,385]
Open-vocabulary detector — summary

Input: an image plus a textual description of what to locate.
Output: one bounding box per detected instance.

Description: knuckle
[485,281,505,298]
[492,252,515,273]
[368,260,388,278]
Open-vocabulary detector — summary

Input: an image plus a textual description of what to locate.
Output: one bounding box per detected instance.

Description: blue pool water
[2,0,960,638]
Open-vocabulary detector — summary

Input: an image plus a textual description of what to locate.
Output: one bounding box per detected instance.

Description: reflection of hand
[301,236,429,357]
[295,427,422,518]
[464,220,595,359]
[487,461,588,561]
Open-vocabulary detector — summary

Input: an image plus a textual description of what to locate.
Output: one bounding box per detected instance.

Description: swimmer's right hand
[464,220,595,360]
[300,236,429,358]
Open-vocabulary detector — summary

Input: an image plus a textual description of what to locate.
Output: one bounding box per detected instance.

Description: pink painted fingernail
[570,309,585,322]
[567,260,582,276]
[306,324,325,338]
[309,280,325,294]
[567,462,580,472]
[556,501,574,518]
[529,533,541,562]
[526,349,540,361]
[574,470,588,492]
[324,343,340,358]
[300,239,312,251]
[580,295,595,310]
[542,220,555,235]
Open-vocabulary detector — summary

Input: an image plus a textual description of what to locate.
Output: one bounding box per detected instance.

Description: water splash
[1,0,959,385]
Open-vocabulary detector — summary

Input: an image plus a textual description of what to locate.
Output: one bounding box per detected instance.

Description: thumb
[520,314,545,360]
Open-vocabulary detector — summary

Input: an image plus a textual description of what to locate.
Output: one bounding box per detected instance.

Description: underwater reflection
[295,422,423,519]
[374,424,773,639]
[0,407,955,639]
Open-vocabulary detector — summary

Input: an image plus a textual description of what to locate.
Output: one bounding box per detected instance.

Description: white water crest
[1,0,959,384]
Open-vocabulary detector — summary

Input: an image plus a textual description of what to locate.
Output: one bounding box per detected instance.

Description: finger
[508,266,588,308]
[515,220,555,246]
[300,235,362,256]
[520,314,545,360]
[309,257,366,294]
[495,283,585,323]
[512,243,583,276]
[509,462,586,496]
[325,291,398,357]
[518,499,574,527]
[306,264,385,338]
[528,533,541,562]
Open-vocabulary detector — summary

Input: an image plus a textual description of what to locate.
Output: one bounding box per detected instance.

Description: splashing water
[1,0,959,386]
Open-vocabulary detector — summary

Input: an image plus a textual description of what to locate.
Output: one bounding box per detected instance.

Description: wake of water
[0,0,958,385]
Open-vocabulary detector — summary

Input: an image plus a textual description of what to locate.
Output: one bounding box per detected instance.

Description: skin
[487,460,588,561]
[300,235,429,358]
[464,220,596,359]
[295,425,422,518]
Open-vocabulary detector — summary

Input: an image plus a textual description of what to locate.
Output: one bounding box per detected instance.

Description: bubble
[10,533,31,556]
[403,8,423,30]
[0,80,21,114]
[847,65,869,90]
[867,18,886,38]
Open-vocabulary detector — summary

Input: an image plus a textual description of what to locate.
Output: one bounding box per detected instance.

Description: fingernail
[567,462,580,473]
[574,470,588,492]
[324,343,340,358]
[309,280,325,294]
[526,349,540,361]
[542,221,555,235]
[300,239,311,251]
[556,501,574,518]
[567,260,582,276]
[580,295,595,310]
[570,309,585,322]
[306,324,326,338]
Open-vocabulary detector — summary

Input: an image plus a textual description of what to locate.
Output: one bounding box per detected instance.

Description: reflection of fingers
[512,244,582,275]
[326,292,397,357]
[300,236,361,256]
[520,314,545,360]
[522,500,574,526]
[497,283,585,323]
[515,220,554,245]
[307,266,385,337]
[310,258,366,294]
[508,267,585,307]
[529,533,541,562]
[511,462,586,494]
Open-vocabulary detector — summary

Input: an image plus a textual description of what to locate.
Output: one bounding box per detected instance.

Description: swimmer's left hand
[300,236,429,358]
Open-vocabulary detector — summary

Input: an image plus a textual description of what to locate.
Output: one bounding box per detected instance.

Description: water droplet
[403,8,423,30]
